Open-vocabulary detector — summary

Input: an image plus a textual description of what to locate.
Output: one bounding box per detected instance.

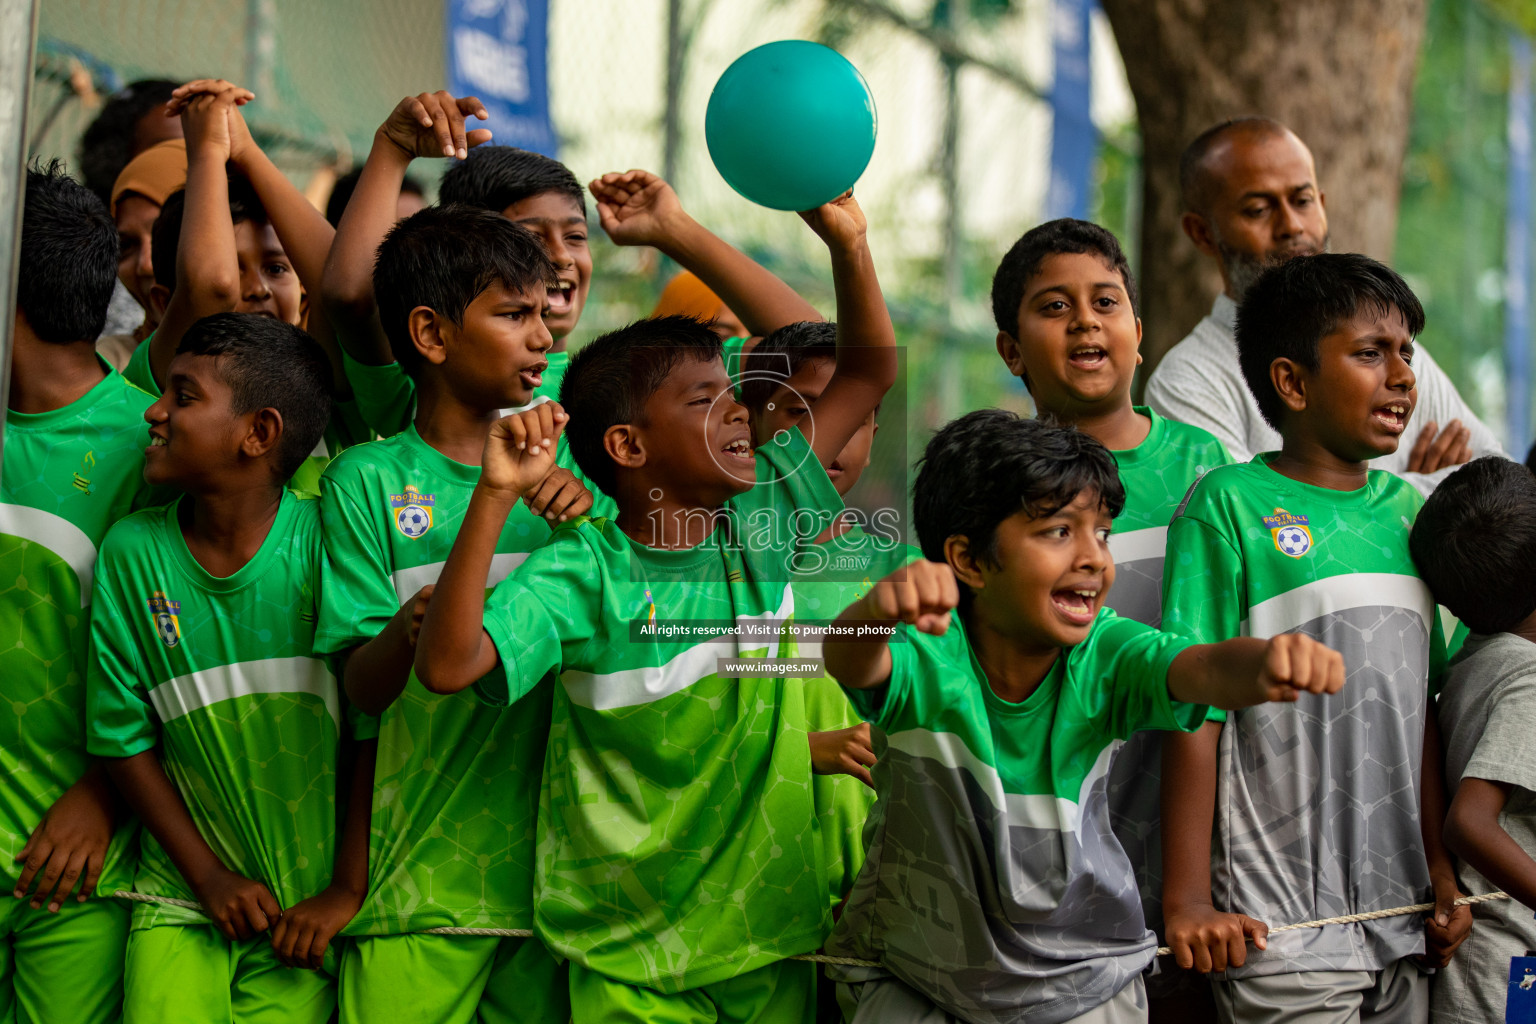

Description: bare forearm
[1162,721,1222,910]
[235,146,335,292]
[321,135,413,363]
[1168,638,1269,708]
[152,153,239,385]
[105,751,225,890]
[653,214,821,336]
[330,740,375,897]
[823,603,894,690]
[1420,713,1457,884]
[342,621,414,715]
[413,484,511,692]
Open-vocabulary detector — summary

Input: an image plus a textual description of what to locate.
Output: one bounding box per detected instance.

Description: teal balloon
[705,41,877,211]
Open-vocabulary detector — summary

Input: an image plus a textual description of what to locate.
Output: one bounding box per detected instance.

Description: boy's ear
[1134,317,1144,366]
[1270,358,1309,416]
[241,407,284,462]
[149,284,172,321]
[1181,211,1218,257]
[944,534,986,594]
[995,332,1032,392]
[603,423,646,475]
[409,307,449,367]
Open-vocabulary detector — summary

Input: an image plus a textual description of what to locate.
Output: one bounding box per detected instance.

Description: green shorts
[568,958,815,1024]
[123,924,334,1024]
[339,932,568,1024]
[0,894,127,1024]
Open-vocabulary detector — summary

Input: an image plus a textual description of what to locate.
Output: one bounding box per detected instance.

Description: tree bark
[1099,0,1428,377]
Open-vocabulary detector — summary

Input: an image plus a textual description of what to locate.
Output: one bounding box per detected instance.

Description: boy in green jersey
[86,314,342,1024]
[0,162,149,1024]
[1160,254,1470,1023]
[412,191,897,1023]
[991,218,1231,1013]
[821,411,1345,1024]
[314,205,588,1024]
[321,91,821,439]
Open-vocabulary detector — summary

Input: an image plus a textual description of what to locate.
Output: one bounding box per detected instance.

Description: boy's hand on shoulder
[590,170,688,249]
[14,772,116,913]
[193,865,282,941]
[1255,633,1345,703]
[1417,879,1473,968]
[270,884,363,970]
[398,584,434,648]
[1165,901,1269,973]
[856,559,958,636]
[798,190,867,253]
[522,465,594,524]
[809,723,877,789]
[169,80,254,162]
[379,92,492,162]
[480,402,567,501]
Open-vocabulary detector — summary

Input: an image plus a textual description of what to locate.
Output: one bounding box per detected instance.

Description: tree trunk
[1099,0,1428,377]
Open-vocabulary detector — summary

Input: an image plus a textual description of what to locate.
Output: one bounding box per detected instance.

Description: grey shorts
[1212,961,1428,1024]
[837,973,1148,1024]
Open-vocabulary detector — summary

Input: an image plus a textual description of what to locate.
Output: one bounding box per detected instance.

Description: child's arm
[590,169,822,336]
[1446,777,1536,906]
[794,193,900,471]
[1418,711,1473,967]
[322,92,491,366]
[105,751,281,940]
[1166,633,1345,708]
[415,404,567,694]
[809,723,876,789]
[270,738,375,970]
[823,560,958,691]
[145,81,254,388]
[1161,721,1269,972]
[13,764,121,913]
[342,586,433,715]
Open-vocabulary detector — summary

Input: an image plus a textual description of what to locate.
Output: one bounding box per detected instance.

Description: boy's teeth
[1073,589,1097,597]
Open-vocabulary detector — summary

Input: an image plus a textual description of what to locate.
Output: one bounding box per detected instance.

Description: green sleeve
[122,334,161,397]
[480,527,603,706]
[314,468,400,655]
[843,624,919,728]
[1080,613,1206,737]
[1162,513,1244,725]
[342,352,415,439]
[85,569,159,758]
[348,708,380,742]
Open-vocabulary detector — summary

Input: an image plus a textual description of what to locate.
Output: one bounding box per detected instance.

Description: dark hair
[561,316,722,495]
[78,79,180,203]
[18,160,119,344]
[1235,253,1426,430]
[151,174,270,291]
[438,146,585,217]
[990,218,1139,338]
[913,410,1125,603]
[1179,116,1291,216]
[1410,457,1536,634]
[325,166,425,227]
[738,320,838,412]
[176,313,334,479]
[372,204,557,376]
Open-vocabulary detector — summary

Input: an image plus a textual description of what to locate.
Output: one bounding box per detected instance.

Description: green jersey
[1162,456,1445,977]
[825,610,1205,1024]
[315,423,571,933]
[0,366,155,893]
[480,427,843,991]
[85,492,339,929]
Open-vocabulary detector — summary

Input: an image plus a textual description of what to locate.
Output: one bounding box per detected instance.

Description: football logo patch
[147,590,182,648]
[1262,508,1312,558]
[390,485,436,539]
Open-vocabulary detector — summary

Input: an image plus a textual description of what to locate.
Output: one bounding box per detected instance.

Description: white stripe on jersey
[148,656,339,729]
[390,551,530,604]
[1243,572,1434,639]
[561,584,795,710]
[0,503,98,606]
[1107,526,1167,565]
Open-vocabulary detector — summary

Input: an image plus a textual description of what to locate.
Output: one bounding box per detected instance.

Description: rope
[112,889,1514,968]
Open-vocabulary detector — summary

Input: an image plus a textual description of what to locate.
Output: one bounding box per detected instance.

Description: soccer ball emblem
[1275,525,1311,557]
[155,612,180,648]
[397,504,432,538]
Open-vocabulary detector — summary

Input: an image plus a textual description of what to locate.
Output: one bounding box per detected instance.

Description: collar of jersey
[1248,453,1379,508]
[4,357,125,432]
[163,488,299,593]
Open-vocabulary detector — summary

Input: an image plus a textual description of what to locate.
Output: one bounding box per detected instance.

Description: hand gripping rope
[110,890,1512,966]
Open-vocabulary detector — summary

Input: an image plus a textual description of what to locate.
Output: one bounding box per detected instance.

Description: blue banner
[1046,0,1095,220]
[446,0,556,156]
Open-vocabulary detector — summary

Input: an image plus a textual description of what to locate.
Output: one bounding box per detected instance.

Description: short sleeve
[85,574,159,758]
[841,624,917,729]
[1462,668,1536,792]
[349,708,380,742]
[480,527,604,706]
[1162,511,1245,644]
[314,468,401,655]
[1075,613,1206,738]
[122,335,161,397]
[342,353,415,439]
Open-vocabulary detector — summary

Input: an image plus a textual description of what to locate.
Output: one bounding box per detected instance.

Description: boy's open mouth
[1372,402,1410,434]
[1050,586,1100,626]
[146,434,169,452]
[1067,345,1108,370]
[547,282,576,317]
[720,437,754,463]
[518,361,548,391]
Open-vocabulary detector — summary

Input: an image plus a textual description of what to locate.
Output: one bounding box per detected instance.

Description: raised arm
[323,92,492,366]
[590,169,821,336]
[823,559,956,691]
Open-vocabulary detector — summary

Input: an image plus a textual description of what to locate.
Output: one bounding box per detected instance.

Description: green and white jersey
[314,424,565,934]
[1162,456,1445,977]
[1100,407,1228,958]
[480,426,843,992]
[0,366,156,894]
[85,492,339,929]
[1103,408,1231,628]
[825,610,1205,1024]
